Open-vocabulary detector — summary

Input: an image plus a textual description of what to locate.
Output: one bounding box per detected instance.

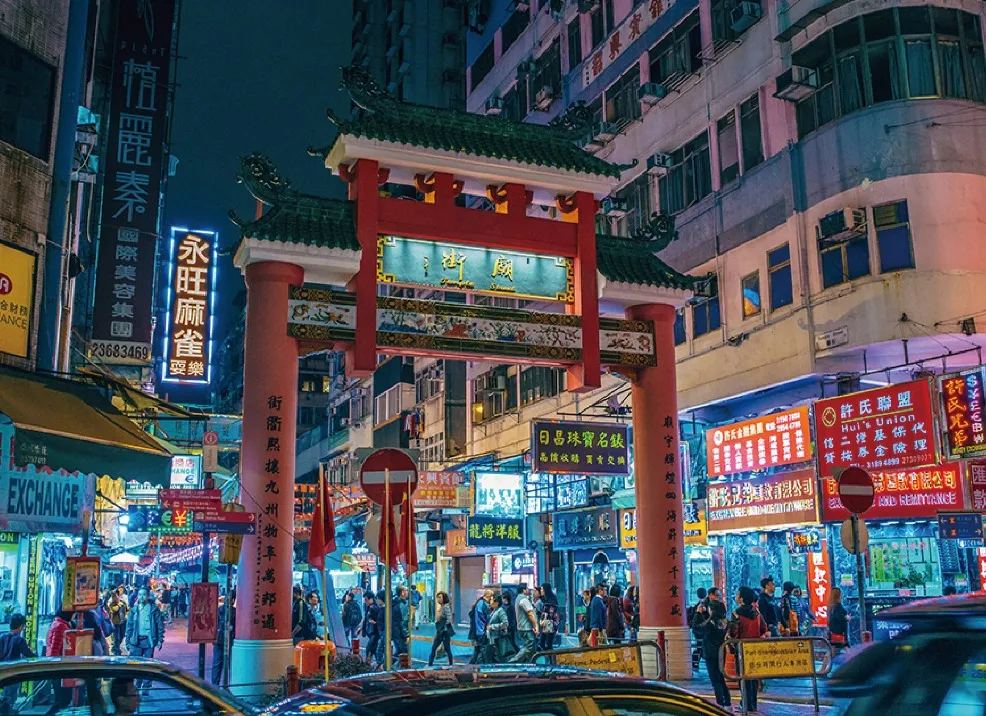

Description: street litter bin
[294,639,337,678]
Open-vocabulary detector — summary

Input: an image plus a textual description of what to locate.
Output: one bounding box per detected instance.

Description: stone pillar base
[230,638,295,696]
[638,625,693,682]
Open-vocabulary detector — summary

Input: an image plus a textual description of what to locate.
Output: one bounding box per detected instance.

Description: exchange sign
[819,463,964,521]
[939,369,986,458]
[815,380,936,476]
[163,228,217,383]
[707,469,819,534]
[0,242,37,359]
[532,420,630,475]
[706,406,811,478]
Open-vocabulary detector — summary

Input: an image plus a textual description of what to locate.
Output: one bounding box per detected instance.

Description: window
[470,40,495,91]
[298,406,315,426]
[796,8,986,137]
[613,172,652,237]
[568,18,583,69]
[712,0,758,45]
[648,12,702,85]
[529,39,561,109]
[768,244,793,311]
[604,0,616,33]
[605,64,641,125]
[741,271,761,318]
[692,278,721,337]
[674,309,686,345]
[740,94,764,171]
[503,83,528,120]
[374,385,402,424]
[874,200,914,272]
[717,111,739,185]
[820,232,870,288]
[502,8,530,53]
[590,4,605,47]
[300,379,316,392]
[658,131,712,215]
[0,35,56,159]
[520,366,563,406]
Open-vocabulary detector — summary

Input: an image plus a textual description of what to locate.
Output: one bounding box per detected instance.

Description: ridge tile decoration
[286,286,656,366]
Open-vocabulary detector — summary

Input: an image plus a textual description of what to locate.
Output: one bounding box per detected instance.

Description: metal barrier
[718,636,833,715]
[532,639,664,681]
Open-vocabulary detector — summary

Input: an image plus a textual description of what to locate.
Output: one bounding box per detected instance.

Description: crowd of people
[465,583,565,664]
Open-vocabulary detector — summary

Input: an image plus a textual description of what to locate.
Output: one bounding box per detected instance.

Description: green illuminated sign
[376,235,574,303]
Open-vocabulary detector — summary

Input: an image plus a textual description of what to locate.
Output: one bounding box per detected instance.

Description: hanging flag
[399,493,418,576]
[307,465,336,570]
[378,487,403,570]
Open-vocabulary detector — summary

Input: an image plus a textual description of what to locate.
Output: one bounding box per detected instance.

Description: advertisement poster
[0,242,37,359]
[473,473,523,518]
[62,557,101,611]
[188,581,218,643]
[532,420,630,475]
[706,406,811,478]
[814,380,936,476]
[707,469,819,533]
[819,463,964,521]
[415,471,468,510]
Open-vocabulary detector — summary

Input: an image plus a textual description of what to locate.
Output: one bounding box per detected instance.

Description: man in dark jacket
[589,584,608,646]
[391,588,408,660]
[692,588,730,709]
[0,613,36,712]
[758,577,780,637]
[363,593,380,664]
[212,589,235,686]
[125,589,165,689]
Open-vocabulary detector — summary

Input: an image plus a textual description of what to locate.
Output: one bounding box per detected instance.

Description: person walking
[730,586,767,713]
[373,590,390,668]
[409,586,422,631]
[589,584,608,646]
[779,581,799,636]
[126,590,165,690]
[292,586,316,645]
[606,584,626,644]
[538,583,560,651]
[487,594,514,663]
[688,587,708,669]
[468,590,492,664]
[44,611,75,714]
[510,585,540,662]
[393,587,409,660]
[758,577,780,637]
[427,592,454,666]
[108,591,129,655]
[791,586,815,636]
[692,588,730,710]
[307,591,325,640]
[0,613,35,712]
[500,591,518,652]
[363,592,380,665]
[623,585,640,642]
[576,588,592,643]
[342,591,362,645]
[213,589,236,685]
[828,587,849,650]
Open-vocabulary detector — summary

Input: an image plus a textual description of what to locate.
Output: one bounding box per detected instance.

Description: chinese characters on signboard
[971,462,986,512]
[808,543,830,628]
[939,370,986,457]
[169,455,202,489]
[740,637,815,679]
[706,407,811,478]
[0,242,37,359]
[532,421,630,475]
[582,0,676,88]
[89,0,175,365]
[819,463,964,521]
[682,502,708,546]
[466,516,524,549]
[163,229,216,383]
[445,528,477,556]
[414,472,468,510]
[188,582,218,644]
[126,505,193,533]
[619,508,637,549]
[552,506,618,550]
[787,528,822,554]
[707,469,819,533]
[254,394,284,636]
[814,380,936,476]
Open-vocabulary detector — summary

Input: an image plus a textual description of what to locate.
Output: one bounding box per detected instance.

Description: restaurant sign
[466,516,524,549]
[707,469,819,534]
[815,380,936,476]
[552,505,619,550]
[820,463,964,521]
[532,420,630,475]
[377,235,574,303]
[706,406,811,478]
[939,369,986,458]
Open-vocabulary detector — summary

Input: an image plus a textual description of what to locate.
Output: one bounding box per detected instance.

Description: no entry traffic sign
[360,448,418,506]
[837,466,875,515]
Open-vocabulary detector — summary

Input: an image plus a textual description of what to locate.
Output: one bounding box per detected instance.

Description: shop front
[551,504,620,630]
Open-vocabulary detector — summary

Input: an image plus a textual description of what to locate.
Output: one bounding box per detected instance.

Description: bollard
[285,665,300,696]
[352,638,360,656]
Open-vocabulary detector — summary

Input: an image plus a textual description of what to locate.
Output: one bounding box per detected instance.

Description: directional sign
[836,466,875,515]
[938,512,985,542]
[159,489,221,513]
[193,512,257,535]
[359,448,418,506]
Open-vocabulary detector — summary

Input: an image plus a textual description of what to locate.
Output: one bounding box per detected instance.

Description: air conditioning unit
[549,0,566,19]
[517,59,537,75]
[386,45,398,60]
[646,152,674,173]
[387,7,400,22]
[818,208,867,243]
[399,22,411,37]
[352,40,364,55]
[399,61,411,75]
[730,1,761,32]
[535,85,554,110]
[639,82,668,106]
[591,121,618,141]
[600,196,629,217]
[773,65,819,101]
[485,95,504,115]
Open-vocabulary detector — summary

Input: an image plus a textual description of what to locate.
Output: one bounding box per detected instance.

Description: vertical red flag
[378,484,402,570]
[307,464,336,570]
[399,494,417,576]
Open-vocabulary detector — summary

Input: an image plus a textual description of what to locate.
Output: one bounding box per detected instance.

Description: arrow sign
[160,489,221,513]
[194,512,257,535]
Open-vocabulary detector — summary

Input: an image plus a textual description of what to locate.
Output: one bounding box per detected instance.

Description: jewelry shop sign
[532,420,630,475]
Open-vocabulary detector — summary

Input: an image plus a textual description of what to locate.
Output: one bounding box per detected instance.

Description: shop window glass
[692,278,721,337]
[741,271,761,318]
[740,94,764,171]
[820,234,870,288]
[568,18,583,69]
[673,309,686,345]
[0,35,56,160]
[717,111,739,185]
[768,244,793,310]
[874,200,914,272]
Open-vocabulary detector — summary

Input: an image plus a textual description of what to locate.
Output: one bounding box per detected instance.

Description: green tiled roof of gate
[235,194,359,251]
[596,234,696,290]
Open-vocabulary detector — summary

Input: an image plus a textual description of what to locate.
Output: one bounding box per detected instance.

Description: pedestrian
[487,593,513,663]
[0,613,35,712]
[393,587,409,659]
[213,588,235,685]
[373,590,389,668]
[589,584,608,646]
[500,590,518,651]
[758,577,780,637]
[169,586,180,622]
[468,590,493,664]
[692,588,730,709]
[687,587,708,669]
[83,610,110,656]
[791,586,814,635]
[363,592,379,665]
[427,592,454,667]
[730,586,767,713]
[45,611,75,713]
[292,585,316,644]
[576,588,591,642]
[108,590,129,655]
[409,586,422,630]
[538,583,560,651]
[307,591,325,639]
[180,586,190,618]
[623,585,640,642]
[606,584,626,643]
[779,581,799,636]
[342,591,362,644]
[828,587,849,649]
[125,589,165,689]
[159,584,172,623]
[510,584,540,662]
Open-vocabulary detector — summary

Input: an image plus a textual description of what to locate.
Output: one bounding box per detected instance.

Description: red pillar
[348,158,379,378]
[627,302,691,680]
[565,191,600,392]
[231,260,303,690]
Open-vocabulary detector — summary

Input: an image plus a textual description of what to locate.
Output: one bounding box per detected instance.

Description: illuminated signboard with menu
[819,463,965,521]
[532,420,630,475]
[939,369,986,458]
[814,380,936,476]
[707,469,819,533]
[706,407,811,478]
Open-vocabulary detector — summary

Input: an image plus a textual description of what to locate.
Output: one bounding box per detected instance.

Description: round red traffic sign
[837,466,875,514]
[359,448,418,506]
[203,430,219,446]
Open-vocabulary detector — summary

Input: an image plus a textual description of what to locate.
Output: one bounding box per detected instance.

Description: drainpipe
[37,0,89,372]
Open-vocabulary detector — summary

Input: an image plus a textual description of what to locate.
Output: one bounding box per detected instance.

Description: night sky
[160,0,351,404]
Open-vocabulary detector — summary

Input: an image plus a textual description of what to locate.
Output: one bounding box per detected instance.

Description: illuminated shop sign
[162,228,217,383]
[126,505,194,533]
[416,471,470,510]
[474,473,524,519]
[169,455,201,489]
[377,235,574,303]
[814,380,937,476]
[706,407,811,478]
[532,420,630,475]
[787,528,822,554]
[683,502,707,546]
[707,469,819,534]
[466,516,524,549]
[939,369,986,458]
[552,505,618,550]
[0,242,37,359]
[819,463,965,521]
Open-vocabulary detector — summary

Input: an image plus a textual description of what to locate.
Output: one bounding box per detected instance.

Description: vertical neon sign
[162,227,218,384]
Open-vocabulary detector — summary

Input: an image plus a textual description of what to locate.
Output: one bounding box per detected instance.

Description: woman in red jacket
[729,587,767,713]
[45,611,76,714]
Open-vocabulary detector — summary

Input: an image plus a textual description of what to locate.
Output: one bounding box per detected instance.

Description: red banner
[815,380,936,476]
[707,469,819,533]
[706,406,812,478]
[940,370,986,457]
[972,462,986,513]
[819,463,964,521]
[188,582,218,644]
[808,542,831,628]
[978,548,986,589]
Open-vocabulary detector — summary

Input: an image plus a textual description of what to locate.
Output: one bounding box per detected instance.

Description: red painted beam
[377,196,579,257]
[347,158,380,378]
[566,191,601,392]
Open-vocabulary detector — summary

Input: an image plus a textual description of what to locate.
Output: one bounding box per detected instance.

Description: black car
[265,665,730,716]
[827,592,986,715]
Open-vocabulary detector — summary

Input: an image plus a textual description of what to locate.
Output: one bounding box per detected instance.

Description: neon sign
[162,228,217,383]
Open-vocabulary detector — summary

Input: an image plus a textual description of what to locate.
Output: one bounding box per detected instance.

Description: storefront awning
[0,366,172,485]
[610,488,636,510]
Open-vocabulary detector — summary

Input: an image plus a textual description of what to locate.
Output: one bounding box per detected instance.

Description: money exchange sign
[707,469,819,533]
[819,463,964,521]
[163,229,216,383]
[939,369,986,458]
[0,242,36,359]
[532,420,630,475]
[706,407,811,477]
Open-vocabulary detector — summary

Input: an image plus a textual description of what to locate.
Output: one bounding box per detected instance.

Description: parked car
[827,592,986,714]
[266,665,731,716]
[0,657,253,716]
